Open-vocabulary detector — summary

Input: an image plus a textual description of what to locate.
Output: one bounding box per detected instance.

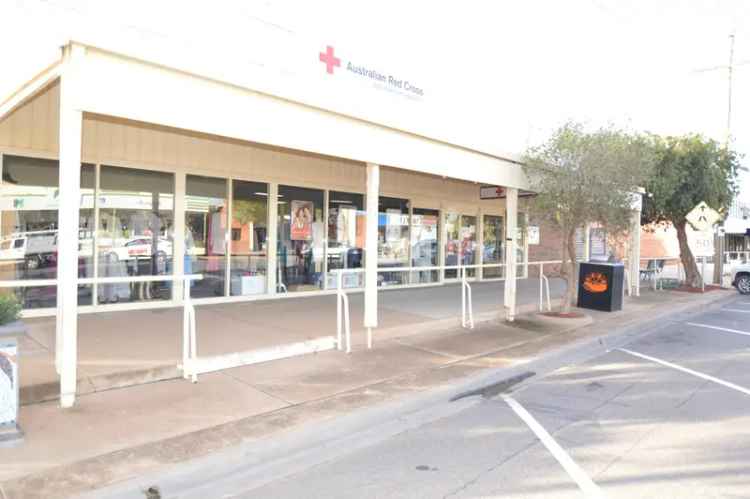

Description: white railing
[332,260,562,352]
[635,256,714,291]
[0,274,204,381]
[78,274,205,382]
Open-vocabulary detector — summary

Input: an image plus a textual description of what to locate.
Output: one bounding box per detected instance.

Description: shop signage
[319,45,425,99]
[480,186,505,199]
[527,226,540,245]
[291,200,314,241]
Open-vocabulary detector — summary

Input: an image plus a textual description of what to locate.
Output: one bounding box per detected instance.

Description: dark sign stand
[577,262,624,312]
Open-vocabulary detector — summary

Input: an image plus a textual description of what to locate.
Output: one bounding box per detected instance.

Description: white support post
[267,183,278,295]
[629,204,642,297]
[173,173,186,303]
[364,163,379,348]
[57,44,85,408]
[504,188,518,321]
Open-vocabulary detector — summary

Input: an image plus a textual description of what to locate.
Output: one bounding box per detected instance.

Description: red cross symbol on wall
[319,45,341,74]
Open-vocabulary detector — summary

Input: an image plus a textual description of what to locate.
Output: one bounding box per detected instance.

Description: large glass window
[461,215,478,278]
[78,165,96,305]
[230,180,268,296]
[378,197,409,286]
[277,185,324,292]
[97,166,174,304]
[444,213,477,279]
[483,215,504,279]
[0,156,60,308]
[327,191,365,289]
[186,175,228,298]
[411,208,439,284]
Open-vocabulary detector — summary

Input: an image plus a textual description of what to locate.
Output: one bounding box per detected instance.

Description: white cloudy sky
[2,0,749,199]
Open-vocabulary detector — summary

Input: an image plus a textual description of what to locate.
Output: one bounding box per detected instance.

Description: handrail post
[336,270,343,351]
[539,262,544,312]
[461,267,466,327]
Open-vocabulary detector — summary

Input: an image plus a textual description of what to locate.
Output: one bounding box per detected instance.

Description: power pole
[726,33,735,147]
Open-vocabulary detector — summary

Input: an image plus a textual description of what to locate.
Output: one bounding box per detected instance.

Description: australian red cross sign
[318,45,425,99]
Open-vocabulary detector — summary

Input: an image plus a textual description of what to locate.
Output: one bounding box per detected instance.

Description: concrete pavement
[19,278,566,405]
[0,286,735,498]
[204,294,750,499]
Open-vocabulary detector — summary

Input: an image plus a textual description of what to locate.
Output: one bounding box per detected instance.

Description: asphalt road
[233,293,750,499]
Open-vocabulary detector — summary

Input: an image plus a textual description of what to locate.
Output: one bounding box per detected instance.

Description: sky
[2,0,749,200]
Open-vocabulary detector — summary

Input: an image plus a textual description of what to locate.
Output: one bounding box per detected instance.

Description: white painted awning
[5,42,529,190]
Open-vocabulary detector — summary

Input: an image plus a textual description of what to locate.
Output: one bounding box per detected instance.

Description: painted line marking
[685,322,750,337]
[617,348,750,396]
[502,395,605,498]
[721,308,750,314]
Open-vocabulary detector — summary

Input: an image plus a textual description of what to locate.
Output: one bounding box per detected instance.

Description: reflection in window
[0,156,62,308]
[230,181,268,296]
[186,175,227,298]
[444,213,460,279]
[482,215,504,279]
[327,191,365,289]
[97,166,174,303]
[411,208,439,284]
[444,213,477,278]
[378,197,409,286]
[461,215,478,278]
[277,185,324,293]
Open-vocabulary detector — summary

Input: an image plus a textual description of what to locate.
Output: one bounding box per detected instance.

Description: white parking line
[502,395,606,499]
[721,309,750,314]
[617,348,750,396]
[686,322,750,337]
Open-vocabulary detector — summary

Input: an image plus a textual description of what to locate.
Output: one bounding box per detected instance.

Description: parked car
[731,263,750,295]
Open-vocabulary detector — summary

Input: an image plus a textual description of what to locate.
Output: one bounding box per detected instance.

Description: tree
[641,135,739,288]
[523,122,656,312]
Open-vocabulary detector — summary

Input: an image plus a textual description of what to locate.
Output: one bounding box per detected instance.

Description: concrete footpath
[0,287,735,499]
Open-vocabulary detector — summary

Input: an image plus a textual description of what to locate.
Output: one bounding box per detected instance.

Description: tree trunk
[560,226,578,313]
[675,220,702,289]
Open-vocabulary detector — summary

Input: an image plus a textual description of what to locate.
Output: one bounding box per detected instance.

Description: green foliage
[523,122,656,237]
[232,199,267,226]
[0,295,21,326]
[641,135,740,227]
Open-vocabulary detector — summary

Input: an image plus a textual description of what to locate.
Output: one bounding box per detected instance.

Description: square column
[364,163,379,347]
[57,44,85,408]
[629,208,642,297]
[504,187,518,321]
[267,183,279,295]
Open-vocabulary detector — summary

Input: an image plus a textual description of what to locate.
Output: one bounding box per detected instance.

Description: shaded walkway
[20,277,566,404]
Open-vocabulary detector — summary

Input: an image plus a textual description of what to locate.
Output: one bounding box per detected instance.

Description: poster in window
[290,200,314,241]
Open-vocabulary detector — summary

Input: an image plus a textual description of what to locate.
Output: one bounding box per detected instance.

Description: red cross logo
[319,45,341,74]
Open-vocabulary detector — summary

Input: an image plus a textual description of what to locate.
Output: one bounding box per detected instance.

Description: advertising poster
[0,342,17,425]
[290,200,313,241]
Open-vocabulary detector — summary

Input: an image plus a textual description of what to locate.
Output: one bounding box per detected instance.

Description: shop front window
[97,166,174,304]
[378,197,409,286]
[461,215,478,278]
[0,156,58,308]
[186,175,228,298]
[411,208,439,284]
[516,213,528,275]
[327,191,365,289]
[230,180,268,296]
[483,215,504,279]
[444,213,477,278]
[277,185,325,292]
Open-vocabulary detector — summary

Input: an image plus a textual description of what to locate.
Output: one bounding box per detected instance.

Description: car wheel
[737,275,750,295]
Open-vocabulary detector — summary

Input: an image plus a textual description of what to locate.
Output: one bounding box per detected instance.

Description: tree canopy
[523,122,656,311]
[641,134,740,287]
